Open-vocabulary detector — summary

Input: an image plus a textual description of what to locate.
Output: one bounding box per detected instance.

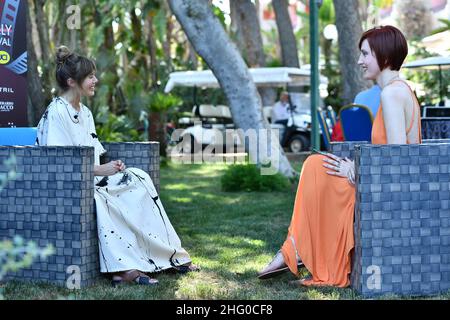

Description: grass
[2,161,450,300]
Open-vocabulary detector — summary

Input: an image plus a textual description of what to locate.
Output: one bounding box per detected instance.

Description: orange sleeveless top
[371,80,422,144]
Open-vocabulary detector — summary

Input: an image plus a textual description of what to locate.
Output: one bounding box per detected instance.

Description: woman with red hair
[258,26,421,287]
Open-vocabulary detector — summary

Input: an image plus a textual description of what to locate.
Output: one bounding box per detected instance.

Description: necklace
[57,96,80,124]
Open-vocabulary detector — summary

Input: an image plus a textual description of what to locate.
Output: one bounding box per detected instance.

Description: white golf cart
[164,67,328,153]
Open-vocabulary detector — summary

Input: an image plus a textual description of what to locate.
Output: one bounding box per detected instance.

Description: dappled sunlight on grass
[174,271,234,299]
[156,161,364,299]
[166,163,228,179]
[305,288,341,300]
[194,235,261,253]
[192,234,265,268]
[170,197,193,203]
[164,182,213,191]
[4,160,390,300]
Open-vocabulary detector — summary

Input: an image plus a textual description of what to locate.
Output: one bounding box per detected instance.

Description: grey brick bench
[330,140,450,297]
[0,142,159,288]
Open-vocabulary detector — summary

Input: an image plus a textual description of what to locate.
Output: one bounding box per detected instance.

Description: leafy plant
[404,43,450,106]
[0,155,19,190]
[94,106,141,142]
[221,164,291,192]
[430,18,450,35]
[0,236,54,299]
[148,92,182,112]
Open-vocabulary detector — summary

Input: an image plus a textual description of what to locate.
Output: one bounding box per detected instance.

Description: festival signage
[0,0,27,127]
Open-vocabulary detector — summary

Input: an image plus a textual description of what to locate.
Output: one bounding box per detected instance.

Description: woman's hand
[114,160,126,172]
[322,153,355,185]
[94,160,126,176]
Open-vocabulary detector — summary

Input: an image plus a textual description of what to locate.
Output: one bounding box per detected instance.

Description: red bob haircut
[359,25,408,71]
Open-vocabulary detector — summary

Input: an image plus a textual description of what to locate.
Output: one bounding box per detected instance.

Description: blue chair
[0,127,38,146]
[339,104,373,142]
[317,109,331,149]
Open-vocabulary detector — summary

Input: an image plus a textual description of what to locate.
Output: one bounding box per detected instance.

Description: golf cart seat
[199,104,222,118]
[217,105,232,119]
[189,106,201,122]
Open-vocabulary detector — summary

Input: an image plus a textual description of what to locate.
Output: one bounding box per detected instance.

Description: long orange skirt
[281,154,355,287]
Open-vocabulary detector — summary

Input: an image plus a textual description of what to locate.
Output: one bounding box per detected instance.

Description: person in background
[354,84,381,117]
[271,91,291,143]
[330,117,344,142]
[271,91,291,126]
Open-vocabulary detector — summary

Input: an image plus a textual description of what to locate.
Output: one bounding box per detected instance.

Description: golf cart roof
[164,67,328,93]
[403,56,450,70]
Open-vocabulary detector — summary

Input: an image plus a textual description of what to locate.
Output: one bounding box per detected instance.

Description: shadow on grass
[6,162,444,300]
[155,162,356,300]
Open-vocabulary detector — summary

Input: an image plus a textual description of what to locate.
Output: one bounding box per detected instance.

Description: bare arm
[381,86,407,144]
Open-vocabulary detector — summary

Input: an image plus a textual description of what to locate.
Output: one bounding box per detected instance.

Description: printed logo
[0,51,10,64]
[0,101,14,111]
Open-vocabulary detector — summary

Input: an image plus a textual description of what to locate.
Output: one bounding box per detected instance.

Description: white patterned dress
[36,97,192,273]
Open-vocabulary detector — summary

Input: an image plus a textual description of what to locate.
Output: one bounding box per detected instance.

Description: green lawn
[3,161,449,300]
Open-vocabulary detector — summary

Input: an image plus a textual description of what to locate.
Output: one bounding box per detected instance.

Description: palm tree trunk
[272,0,300,68]
[333,0,369,104]
[229,0,276,107]
[26,3,47,125]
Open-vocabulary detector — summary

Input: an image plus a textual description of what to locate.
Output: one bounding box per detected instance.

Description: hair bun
[56,46,73,65]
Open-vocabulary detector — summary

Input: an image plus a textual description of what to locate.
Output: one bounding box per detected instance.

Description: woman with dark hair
[258,25,421,287]
[37,46,199,286]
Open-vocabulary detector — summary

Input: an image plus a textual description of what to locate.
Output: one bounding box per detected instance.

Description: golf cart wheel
[288,134,308,153]
[182,135,200,154]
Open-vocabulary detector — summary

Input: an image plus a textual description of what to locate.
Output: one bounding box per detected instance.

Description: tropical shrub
[221,164,290,192]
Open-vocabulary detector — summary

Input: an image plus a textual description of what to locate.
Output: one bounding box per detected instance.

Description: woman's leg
[280,155,355,286]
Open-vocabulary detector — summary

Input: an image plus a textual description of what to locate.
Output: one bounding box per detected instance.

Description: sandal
[173,263,201,274]
[111,270,159,287]
[258,262,304,280]
[258,251,304,280]
[258,265,290,280]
